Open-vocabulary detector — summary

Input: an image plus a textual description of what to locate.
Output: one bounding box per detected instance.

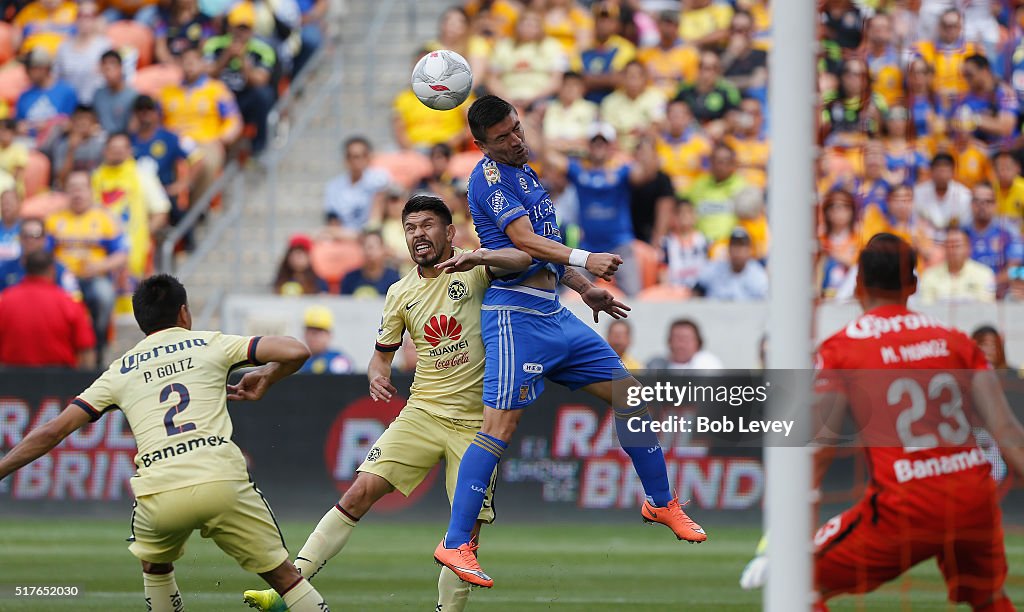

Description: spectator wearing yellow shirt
[393,49,468,152]
[12,0,77,55]
[724,97,768,189]
[912,8,980,114]
[918,227,996,304]
[45,170,127,360]
[679,0,733,49]
[599,61,666,153]
[541,0,592,57]
[863,13,903,108]
[656,99,711,194]
[91,133,171,283]
[487,9,568,111]
[579,2,636,104]
[463,0,520,40]
[0,119,28,198]
[948,127,992,189]
[542,71,598,157]
[427,7,490,90]
[993,151,1024,228]
[686,143,749,244]
[605,320,643,371]
[860,183,937,267]
[637,10,698,98]
[159,46,242,200]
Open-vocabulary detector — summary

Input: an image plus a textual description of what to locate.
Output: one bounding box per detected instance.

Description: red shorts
[814,492,1008,607]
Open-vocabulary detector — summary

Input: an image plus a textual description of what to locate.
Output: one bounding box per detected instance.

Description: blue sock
[444,432,507,548]
[615,404,672,507]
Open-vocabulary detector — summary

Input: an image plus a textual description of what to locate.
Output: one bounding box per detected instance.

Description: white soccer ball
[411,50,473,111]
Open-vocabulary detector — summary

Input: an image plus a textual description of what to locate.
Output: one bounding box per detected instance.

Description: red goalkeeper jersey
[815,304,994,515]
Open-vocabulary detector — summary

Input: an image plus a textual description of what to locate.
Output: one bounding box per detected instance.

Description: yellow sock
[294,504,357,579]
[437,566,471,611]
[143,571,183,612]
[281,577,329,612]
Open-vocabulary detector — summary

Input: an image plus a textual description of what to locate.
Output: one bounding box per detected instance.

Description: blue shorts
[481,304,629,410]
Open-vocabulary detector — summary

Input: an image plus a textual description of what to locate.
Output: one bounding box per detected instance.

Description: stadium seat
[23,151,51,198]
[637,284,691,302]
[310,238,364,290]
[107,21,154,68]
[371,151,431,189]
[0,62,28,106]
[131,63,183,97]
[448,151,482,179]
[21,190,69,217]
[632,240,661,289]
[0,22,14,65]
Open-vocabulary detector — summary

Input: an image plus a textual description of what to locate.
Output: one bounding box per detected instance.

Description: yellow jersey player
[245,193,538,612]
[0,275,330,612]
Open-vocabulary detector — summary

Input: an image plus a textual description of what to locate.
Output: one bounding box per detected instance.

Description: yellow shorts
[128,479,289,574]
[357,407,496,523]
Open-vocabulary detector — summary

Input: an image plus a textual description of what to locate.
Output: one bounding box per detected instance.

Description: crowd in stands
[280,0,1024,311]
[0,0,324,365]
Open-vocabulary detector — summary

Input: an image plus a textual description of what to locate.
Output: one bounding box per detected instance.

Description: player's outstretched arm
[972,370,1024,478]
[368,350,398,401]
[504,217,623,281]
[561,267,631,323]
[227,336,311,402]
[436,247,532,275]
[0,405,92,480]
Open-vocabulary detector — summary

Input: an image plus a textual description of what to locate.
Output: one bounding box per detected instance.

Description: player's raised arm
[368,349,398,402]
[435,247,532,276]
[504,216,623,280]
[971,369,1024,477]
[0,403,93,480]
[227,335,311,401]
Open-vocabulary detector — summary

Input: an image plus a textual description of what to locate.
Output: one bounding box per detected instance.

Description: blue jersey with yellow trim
[467,156,565,298]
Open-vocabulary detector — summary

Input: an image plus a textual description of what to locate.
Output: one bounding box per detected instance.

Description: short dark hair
[468,95,514,143]
[562,70,582,82]
[932,152,955,167]
[133,94,158,112]
[0,118,15,131]
[964,54,990,72]
[402,193,453,225]
[858,233,917,295]
[993,150,1019,165]
[24,249,54,276]
[73,103,95,116]
[343,135,372,155]
[100,49,123,65]
[133,274,188,335]
[668,318,703,348]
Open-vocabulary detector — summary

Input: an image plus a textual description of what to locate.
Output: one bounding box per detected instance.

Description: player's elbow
[287,342,312,365]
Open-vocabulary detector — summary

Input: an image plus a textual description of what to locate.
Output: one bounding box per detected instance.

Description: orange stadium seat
[21,190,69,217]
[107,21,154,68]
[0,22,15,65]
[310,238,364,290]
[448,151,482,179]
[632,239,660,289]
[0,62,29,106]
[131,63,183,97]
[24,151,51,198]
[371,151,431,189]
[637,284,691,302]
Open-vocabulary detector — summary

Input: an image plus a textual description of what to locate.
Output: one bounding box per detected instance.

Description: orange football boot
[641,497,708,542]
[433,538,493,588]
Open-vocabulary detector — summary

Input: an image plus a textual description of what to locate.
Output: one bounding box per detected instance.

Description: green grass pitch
[0,519,1020,611]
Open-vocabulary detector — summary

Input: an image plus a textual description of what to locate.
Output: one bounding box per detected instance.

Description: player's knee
[481,408,521,441]
[141,561,174,575]
[339,475,391,515]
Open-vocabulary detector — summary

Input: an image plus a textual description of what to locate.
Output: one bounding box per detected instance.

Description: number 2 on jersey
[161,383,195,436]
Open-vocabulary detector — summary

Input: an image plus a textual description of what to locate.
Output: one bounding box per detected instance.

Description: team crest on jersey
[366,447,381,462]
[519,176,530,193]
[448,279,468,301]
[519,384,530,401]
[483,162,501,185]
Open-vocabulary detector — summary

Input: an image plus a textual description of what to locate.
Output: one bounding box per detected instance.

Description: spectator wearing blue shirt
[0,217,80,295]
[953,54,1018,153]
[965,182,1023,295]
[580,1,636,104]
[15,49,78,138]
[130,95,196,216]
[542,122,658,296]
[298,305,354,375]
[693,227,769,301]
[293,0,327,75]
[0,188,21,264]
[323,136,390,237]
[339,230,400,297]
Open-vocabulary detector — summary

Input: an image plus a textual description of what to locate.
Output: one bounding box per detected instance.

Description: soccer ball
[411,50,473,111]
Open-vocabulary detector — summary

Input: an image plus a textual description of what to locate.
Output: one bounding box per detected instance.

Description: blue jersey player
[433,95,707,589]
